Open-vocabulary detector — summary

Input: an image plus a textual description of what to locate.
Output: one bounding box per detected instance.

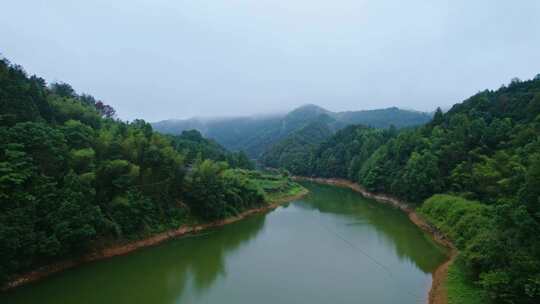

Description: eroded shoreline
[2,189,309,292]
[3,179,454,303]
[293,176,456,304]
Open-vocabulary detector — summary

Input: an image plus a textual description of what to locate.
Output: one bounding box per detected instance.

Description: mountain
[334,107,431,127]
[152,104,432,158]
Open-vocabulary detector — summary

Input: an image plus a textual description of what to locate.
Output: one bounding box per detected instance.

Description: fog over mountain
[153,104,431,157]
[2,0,539,121]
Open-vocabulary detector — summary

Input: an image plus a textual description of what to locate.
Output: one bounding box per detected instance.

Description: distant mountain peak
[291,104,330,113]
[284,104,334,130]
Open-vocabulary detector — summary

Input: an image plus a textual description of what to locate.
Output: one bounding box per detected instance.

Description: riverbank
[2,188,309,292]
[293,176,456,304]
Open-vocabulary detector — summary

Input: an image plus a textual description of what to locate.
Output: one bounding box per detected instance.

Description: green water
[1,182,447,304]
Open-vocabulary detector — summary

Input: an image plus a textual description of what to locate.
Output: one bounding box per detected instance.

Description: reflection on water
[2,216,267,304]
[297,182,447,273]
[1,182,447,304]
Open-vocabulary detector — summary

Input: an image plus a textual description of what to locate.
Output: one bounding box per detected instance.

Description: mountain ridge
[152,105,432,158]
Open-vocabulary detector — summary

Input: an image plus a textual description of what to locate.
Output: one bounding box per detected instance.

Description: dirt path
[293,176,456,304]
[2,189,309,291]
[428,249,457,304]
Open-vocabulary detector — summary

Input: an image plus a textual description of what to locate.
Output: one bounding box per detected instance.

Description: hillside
[259,120,333,175]
[0,58,303,285]
[265,75,540,303]
[152,104,432,158]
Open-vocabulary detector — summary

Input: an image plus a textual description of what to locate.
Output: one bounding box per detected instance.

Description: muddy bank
[293,176,456,304]
[2,189,309,292]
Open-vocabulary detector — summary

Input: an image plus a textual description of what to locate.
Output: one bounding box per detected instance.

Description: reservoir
[1,182,448,304]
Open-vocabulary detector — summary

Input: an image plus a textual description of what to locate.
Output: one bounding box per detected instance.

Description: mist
[1,0,539,121]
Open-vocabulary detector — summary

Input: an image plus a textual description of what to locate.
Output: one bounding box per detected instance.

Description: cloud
[1,0,539,121]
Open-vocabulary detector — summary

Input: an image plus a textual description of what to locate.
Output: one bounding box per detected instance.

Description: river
[0,182,448,304]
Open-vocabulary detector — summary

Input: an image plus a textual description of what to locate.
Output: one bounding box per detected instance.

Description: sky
[1,0,540,121]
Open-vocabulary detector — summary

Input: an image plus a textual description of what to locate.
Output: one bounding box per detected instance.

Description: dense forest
[261,123,397,178]
[0,58,302,285]
[153,104,431,158]
[259,120,333,175]
[266,76,540,303]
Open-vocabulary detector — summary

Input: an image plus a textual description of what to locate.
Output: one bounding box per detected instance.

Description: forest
[263,76,540,303]
[0,58,302,285]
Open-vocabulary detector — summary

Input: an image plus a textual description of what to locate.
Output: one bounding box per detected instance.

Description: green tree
[399,151,442,202]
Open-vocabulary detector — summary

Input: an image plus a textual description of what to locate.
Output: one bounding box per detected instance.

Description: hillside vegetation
[266,75,540,303]
[153,104,431,158]
[261,124,396,177]
[259,120,333,175]
[0,59,303,284]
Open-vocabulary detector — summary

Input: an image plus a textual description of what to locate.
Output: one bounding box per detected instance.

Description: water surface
[1,182,447,304]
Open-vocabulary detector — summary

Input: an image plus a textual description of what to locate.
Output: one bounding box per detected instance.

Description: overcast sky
[2,0,539,121]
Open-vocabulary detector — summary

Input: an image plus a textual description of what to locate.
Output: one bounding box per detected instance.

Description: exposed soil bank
[2,189,309,292]
[293,176,457,304]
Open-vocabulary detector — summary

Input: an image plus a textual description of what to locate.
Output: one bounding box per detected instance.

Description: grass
[418,194,491,249]
[418,194,492,303]
[446,260,488,304]
[236,170,306,202]
[263,180,306,202]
